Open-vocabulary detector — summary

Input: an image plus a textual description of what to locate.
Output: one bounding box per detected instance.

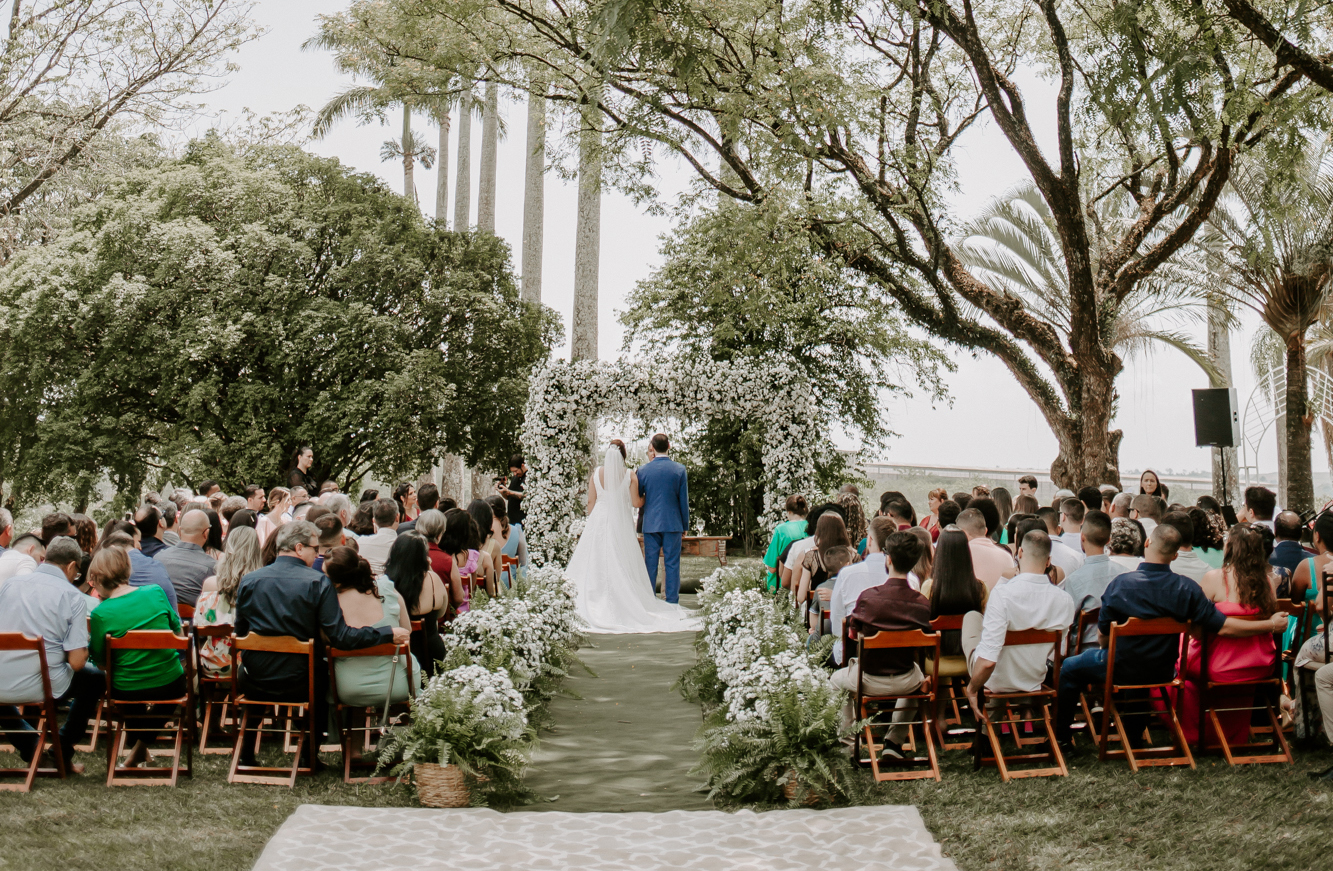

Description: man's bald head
[956,508,987,539]
[180,509,211,545]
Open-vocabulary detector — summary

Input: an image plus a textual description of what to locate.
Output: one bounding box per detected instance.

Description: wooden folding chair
[104,630,195,787]
[499,554,519,589]
[177,603,196,623]
[927,614,975,751]
[1068,607,1102,741]
[227,634,316,786]
[73,698,107,754]
[327,643,414,783]
[1197,615,1292,766]
[192,624,237,754]
[853,628,941,782]
[972,628,1068,781]
[1099,617,1195,771]
[0,633,68,792]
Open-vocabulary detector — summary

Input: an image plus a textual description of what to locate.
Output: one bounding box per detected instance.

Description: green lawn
[2,554,1330,871]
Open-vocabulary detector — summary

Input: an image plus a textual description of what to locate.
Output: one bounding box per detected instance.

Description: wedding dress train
[566,448,701,634]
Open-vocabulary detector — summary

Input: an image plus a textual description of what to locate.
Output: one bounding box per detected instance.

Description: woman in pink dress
[1180,524,1279,746]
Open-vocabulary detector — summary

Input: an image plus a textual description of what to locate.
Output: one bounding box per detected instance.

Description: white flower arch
[520,356,820,565]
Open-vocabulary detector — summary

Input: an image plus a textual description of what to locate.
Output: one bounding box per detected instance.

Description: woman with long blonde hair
[194,526,263,676]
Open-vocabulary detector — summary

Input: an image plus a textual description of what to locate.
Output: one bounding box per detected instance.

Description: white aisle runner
[253,804,958,871]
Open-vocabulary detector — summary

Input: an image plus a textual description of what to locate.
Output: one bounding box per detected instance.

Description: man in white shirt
[959,508,1015,590]
[358,498,401,575]
[1058,498,1085,553]
[1040,508,1084,576]
[1159,511,1210,582]
[1130,494,1161,539]
[827,517,893,665]
[963,530,1076,715]
[0,534,44,588]
[1110,492,1132,519]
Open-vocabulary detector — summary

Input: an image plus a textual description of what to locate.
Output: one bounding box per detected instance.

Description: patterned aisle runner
[252,804,959,870]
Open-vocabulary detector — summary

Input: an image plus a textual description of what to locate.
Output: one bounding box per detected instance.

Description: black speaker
[1192,388,1239,448]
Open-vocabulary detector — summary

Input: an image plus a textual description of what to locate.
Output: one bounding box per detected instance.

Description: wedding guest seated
[936,499,962,532]
[490,495,529,581]
[907,527,933,589]
[154,509,217,608]
[959,508,1015,590]
[1130,495,1162,538]
[327,547,419,706]
[1183,525,1281,746]
[1059,510,1127,649]
[397,484,439,535]
[810,545,856,633]
[921,527,988,664]
[233,521,409,766]
[467,499,501,594]
[312,515,345,573]
[87,545,185,769]
[885,500,914,531]
[1058,498,1086,553]
[416,509,466,613]
[0,533,43,587]
[101,524,179,612]
[1159,511,1209,582]
[195,527,262,677]
[828,531,932,760]
[1079,486,1104,514]
[1239,485,1276,530]
[828,517,893,666]
[922,489,948,541]
[1270,511,1307,577]
[1040,507,1084,575]
[133,504,168,558]
[952,492,972,511]
[783,503,843,591]
[963,530,1075,717]
[796,512,852,608]
[1191,506,1226,570]
[383,532,447,676]
[0,536,105,769]
[357,499,400,576]
[1107,519,1143,571]
[1054,524,1286,750]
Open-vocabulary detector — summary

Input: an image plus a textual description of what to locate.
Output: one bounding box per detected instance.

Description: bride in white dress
[566,443,701,634]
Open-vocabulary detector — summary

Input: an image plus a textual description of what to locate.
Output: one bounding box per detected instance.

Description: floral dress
[194,589,235,677]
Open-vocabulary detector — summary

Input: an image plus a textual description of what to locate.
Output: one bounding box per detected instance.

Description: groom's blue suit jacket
[637,456,689,534]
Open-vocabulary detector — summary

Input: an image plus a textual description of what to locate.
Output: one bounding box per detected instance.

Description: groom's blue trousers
[643,531,683,604]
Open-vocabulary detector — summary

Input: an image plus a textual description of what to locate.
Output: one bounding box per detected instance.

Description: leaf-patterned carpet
[252,804,958,870]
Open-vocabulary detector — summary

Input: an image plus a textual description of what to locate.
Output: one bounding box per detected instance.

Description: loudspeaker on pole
[1192,387,1239,448]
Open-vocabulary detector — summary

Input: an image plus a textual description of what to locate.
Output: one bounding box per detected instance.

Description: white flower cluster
[701,585,830,724]
[519,355,821,565]
[429,664,527,740]
[444,597,549,689]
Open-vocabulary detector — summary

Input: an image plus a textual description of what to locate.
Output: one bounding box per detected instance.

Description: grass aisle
[519,629,712,813]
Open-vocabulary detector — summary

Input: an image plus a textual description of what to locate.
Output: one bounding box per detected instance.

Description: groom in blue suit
[637,433,689,604]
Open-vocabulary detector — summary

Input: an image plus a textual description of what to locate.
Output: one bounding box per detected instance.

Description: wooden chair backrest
[233,634,313,655]
[0,631,54,704]
[177,603,196,621]
[410,619,423,633]
[328,643,407,659]
[1105,617,1189,688]
[929,614,965,632]
[1001,627,1064,687]
[859,628,939,650]
[1074,607,1100,652]
[106,630,189,652]
[192,623,234,641]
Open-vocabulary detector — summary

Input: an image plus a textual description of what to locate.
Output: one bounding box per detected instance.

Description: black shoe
[878,739,907,762]
[1308,764,1333,781]
[1056,740,1077,759]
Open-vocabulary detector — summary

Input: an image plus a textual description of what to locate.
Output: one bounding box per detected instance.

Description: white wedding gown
[566,448,702,634]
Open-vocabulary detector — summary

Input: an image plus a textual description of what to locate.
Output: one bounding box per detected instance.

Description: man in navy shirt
[1055,524,1286,748]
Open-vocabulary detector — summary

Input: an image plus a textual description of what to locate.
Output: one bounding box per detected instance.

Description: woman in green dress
[763,495,810,590]
[326,547,419,707]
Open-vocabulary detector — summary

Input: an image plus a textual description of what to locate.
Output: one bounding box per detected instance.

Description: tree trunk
[1284,333,1314,512]
[435,108,450,226]
[441,453,468,505]
[402,106,415,204]
[453,87,472,230]
[1047,361,1123,491]
[478,81,499,232]
[1207,299,1241,505]
[521,85,546,303]
[570,100,601,362]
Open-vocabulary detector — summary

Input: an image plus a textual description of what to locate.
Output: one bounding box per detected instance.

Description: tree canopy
[0,137,560,510]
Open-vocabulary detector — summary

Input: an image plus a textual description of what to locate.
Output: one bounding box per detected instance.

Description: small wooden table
[637,535,731,566]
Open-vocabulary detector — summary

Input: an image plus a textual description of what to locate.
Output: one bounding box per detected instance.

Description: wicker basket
[781,769,823,806]
[415,763,471,808]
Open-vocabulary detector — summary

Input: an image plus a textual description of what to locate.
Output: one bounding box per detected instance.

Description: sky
[191,0,1313,480]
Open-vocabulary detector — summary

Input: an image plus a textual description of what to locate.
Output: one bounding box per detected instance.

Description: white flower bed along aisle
[520,356,822,566]
[677,565,862,807]
[378,567,586,803]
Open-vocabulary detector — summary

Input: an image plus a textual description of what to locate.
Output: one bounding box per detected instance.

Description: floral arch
[520,356,821,566]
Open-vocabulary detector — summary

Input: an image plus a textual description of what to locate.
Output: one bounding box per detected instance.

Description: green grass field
[3,556,1331,871]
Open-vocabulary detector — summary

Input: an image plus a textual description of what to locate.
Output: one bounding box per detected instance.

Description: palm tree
[955,183,1219,379]
[570,88,602,362]
[1203,147,1333,512]
[521,79,546,303]
[478,81,499,232]
[378,106,436,204]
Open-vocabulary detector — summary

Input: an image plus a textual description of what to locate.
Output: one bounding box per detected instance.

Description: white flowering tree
[520,356,820,565]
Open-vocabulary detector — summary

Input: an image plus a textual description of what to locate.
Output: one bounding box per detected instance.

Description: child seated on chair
[810,545,857,634]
